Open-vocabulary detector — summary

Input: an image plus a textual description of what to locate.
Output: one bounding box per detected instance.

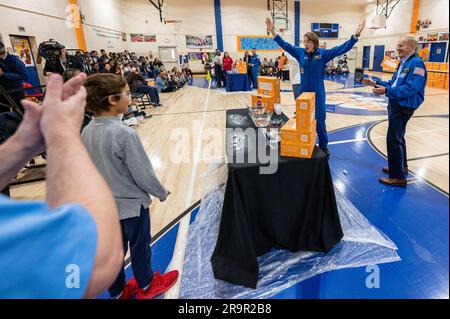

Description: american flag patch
[413,67,425,76]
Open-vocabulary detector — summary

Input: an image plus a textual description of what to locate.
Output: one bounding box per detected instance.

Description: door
[429,42,447,62]
[363,46,370,69]
[9,35,40,87]
[373,45,385,72]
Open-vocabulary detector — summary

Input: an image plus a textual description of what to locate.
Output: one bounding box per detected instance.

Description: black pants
[109,205,154,297]
[215,65,223,88]
[247,68,253,88]
[387,101,414,179]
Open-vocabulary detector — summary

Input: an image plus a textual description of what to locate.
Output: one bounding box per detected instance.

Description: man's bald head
[397,35,418,58]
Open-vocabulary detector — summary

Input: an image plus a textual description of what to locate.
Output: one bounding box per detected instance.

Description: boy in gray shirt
[82,74,178,299]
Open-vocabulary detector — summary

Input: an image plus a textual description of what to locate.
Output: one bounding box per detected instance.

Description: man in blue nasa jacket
[266,18,365,157]
[363,35,427,186]
[249,48,261,89]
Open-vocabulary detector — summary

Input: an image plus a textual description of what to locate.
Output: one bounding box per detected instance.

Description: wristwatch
[354,34,360,39]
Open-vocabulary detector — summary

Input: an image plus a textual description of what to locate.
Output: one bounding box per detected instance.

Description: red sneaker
[136,271,179,299]
[118,277,139,299]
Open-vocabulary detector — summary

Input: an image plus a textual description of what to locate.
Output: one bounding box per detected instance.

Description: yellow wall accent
[68,0,87,51]
[410,0,420,34]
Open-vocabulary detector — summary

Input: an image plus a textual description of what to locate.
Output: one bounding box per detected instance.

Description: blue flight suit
[274,34,359,150]
[375,54,427,179]
[250,53,261,89]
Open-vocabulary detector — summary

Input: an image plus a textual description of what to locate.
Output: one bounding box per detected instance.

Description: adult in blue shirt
[0,41,28,114]
[363,35,427,186]
[0,73,123,298]
[266,18,365,157]
[249,48,261,89]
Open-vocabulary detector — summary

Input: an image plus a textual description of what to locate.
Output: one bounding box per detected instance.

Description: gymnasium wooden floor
[10,72,449,239]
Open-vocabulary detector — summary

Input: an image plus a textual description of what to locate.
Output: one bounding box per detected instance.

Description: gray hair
[400,35,419,51]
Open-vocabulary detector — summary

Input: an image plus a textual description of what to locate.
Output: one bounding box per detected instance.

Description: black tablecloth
[211,109,343,289]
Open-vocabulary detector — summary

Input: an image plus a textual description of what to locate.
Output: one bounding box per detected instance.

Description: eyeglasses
[100,92,131,103]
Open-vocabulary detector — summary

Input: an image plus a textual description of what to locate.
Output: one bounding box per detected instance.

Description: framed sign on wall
[237,36,281,52]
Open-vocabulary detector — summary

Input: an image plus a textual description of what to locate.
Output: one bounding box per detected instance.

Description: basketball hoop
[164,19,183,32]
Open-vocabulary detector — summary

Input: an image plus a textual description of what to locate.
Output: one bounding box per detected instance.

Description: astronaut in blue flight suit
[266,18,366,157]
[363,35,427,186]
[249,48,261,89]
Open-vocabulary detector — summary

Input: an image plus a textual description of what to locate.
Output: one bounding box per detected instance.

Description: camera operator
[0,41,28,114]
[43,47,68,76]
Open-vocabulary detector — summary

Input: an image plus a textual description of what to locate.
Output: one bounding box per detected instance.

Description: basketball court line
[164,79,212,299]
[366,120,449,197]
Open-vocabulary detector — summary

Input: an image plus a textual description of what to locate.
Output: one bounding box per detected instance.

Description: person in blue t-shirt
[0,73,123,299]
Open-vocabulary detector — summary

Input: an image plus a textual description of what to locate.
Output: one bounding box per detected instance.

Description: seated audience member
[181,59,193,78]
[124,65,162,107]
[82,74,179,299]
[89,63,101,75]
[155,72,177,93]
[90,50,99,64]
[0,73,123,298]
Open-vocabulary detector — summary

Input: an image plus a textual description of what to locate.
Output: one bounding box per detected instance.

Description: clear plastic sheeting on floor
[176,163,401,299]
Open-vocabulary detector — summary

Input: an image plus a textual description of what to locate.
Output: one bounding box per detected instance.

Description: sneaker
[117,278,139,299]
[136,271,179,299]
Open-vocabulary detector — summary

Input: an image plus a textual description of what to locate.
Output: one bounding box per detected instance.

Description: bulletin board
[237,36,281,52]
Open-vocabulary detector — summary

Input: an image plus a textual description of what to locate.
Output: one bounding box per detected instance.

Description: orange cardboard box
[258,76,281,103]
[237,61,247,74]
[251,94,276,112]
[281,120,316,145]
[296,92,316,130]
[281,142,316,159]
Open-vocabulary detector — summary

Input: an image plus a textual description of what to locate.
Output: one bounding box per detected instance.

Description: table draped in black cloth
[211,109,343,289]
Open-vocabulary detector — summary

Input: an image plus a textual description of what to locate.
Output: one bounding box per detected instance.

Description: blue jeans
[109,205,153,297]
[136,85,160,103]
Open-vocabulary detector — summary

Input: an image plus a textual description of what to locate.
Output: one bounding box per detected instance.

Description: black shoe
[321,148,331,158]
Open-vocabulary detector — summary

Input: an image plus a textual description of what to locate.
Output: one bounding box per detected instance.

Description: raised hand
[355,20,366,37]
[39,73,87,144]
[266,17,276,36]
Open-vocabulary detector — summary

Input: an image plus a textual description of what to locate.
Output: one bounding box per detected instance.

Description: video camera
[38,39,65,61]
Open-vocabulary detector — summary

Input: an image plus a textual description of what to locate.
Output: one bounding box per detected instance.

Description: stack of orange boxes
[251,94,276,112]
[425,62,449,89]
[280,93,317,159]
[258,76,281,103]
[237,61,247,74]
